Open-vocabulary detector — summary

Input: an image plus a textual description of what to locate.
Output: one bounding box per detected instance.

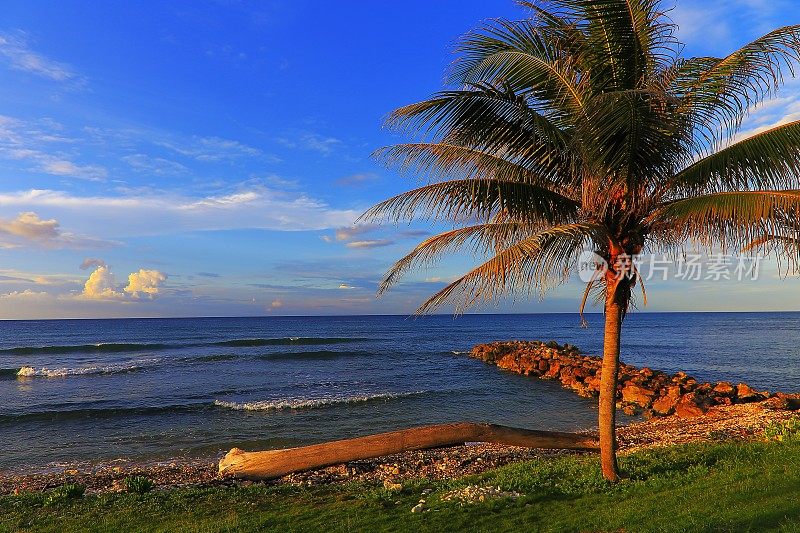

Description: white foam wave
[214,391,424,411]
[16,359,160,378]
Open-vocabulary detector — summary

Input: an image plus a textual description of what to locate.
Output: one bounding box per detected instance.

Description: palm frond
[650,190,800,250]
[666,120,800,195]
[378,221,543,295]
[383,86,578,185]
[373,142,577,195]
[578,0,677,90]
[450,17,588,123]
[676,25,800,144]
[414,223,606,314]
[360,177,580,225]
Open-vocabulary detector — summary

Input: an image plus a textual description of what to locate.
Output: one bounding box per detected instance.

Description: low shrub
[44,483,85,506]
[124,476,155,494]
[763,416,800,442]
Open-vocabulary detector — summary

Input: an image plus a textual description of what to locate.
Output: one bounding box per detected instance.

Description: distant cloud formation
[277,131,342,155]
[0,31,82,84]
[323,225,425,249]
[345,239,394,249]
[82,265,122,299]
[79,258,106,270]
[270,299,283,308]
[0,115,106,181]
[153,135,261,162]
[122,154,188,176]
[0,212,113,249]
[0,289,49,300]
[336,173,378,187]
[124,269,167,298]
[334,225,376,241]
[81,264,167,300]
[0,188,359,235]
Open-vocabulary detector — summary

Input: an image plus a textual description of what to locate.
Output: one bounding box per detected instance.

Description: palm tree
[363,0,800,481]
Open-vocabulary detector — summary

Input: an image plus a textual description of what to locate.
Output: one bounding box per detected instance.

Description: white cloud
[0,188,359,236]
[728,78,800,143]
[0,32,83,84]
[334,224,376,241]
[0,289,50,300]
[278,131,342,155]
[270,299,283,308]
[80,265,166,300]
[345,239,395,249]
[81,265,123,299]
[154,135,261,161]
[0,115,106,181]
[39,158,107,181]
[0,212,114,249]
[122,154,188,176]
[124,269,167,298]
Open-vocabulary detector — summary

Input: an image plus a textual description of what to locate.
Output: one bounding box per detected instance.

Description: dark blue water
[1,313,798,472]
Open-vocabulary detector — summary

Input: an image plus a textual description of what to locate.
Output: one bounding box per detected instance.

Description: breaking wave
[14,359,160,378]
[213,391,426,411]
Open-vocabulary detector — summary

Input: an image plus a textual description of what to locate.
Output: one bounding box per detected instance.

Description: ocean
[1,312,799,473]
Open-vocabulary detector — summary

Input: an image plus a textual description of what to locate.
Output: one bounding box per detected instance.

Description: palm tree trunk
[599,284,623,481]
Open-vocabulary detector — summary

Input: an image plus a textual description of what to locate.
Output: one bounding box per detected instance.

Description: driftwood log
[219,422,600,479]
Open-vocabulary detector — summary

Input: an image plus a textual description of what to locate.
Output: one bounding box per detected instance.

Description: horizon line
[2,309,799,321]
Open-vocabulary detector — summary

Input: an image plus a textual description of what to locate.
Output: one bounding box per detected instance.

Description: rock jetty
[470,341,800,418]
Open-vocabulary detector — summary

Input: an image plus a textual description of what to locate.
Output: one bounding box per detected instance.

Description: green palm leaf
[650,190,800,249]
[378,221,544,295]
[676,25,800,143]
[360,177,579,225]
[667,121,800,194]
[414,223,607,314]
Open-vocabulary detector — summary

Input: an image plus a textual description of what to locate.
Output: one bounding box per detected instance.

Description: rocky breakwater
[470,341,800,418]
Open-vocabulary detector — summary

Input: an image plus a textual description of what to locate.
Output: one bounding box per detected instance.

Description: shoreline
[1,402,793,496]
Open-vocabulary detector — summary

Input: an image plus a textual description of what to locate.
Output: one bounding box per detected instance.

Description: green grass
[3,440,800,533]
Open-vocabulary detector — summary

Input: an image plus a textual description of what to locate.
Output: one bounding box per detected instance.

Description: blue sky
[0,0,799,319]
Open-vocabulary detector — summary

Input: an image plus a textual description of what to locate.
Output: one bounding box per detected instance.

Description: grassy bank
[3,439,800,533]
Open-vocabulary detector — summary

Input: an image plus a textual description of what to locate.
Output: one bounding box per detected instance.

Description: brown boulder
[496,354,522,373]
[543,362,561,379]
[763,394,800,411]
[735,383,766,403]
[681,379,698,392]
[583,375,601,391]
[652,388,681,415]
[694,382,713,395]
[621,384,657,408]
[674,393,711,418]
[713,382,736,397]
